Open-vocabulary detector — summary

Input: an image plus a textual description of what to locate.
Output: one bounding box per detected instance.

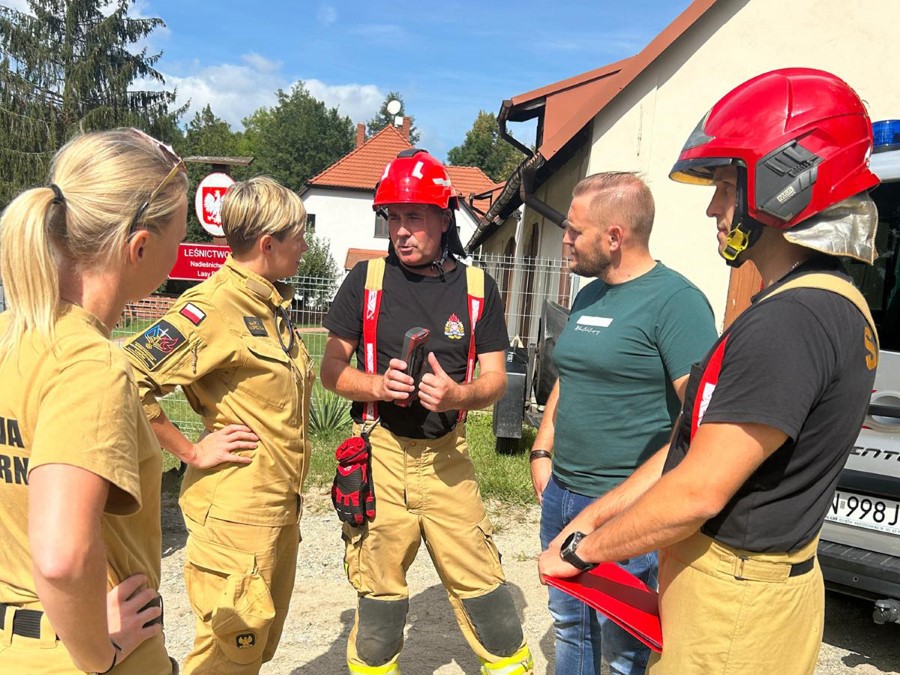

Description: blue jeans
[540,474,657,675]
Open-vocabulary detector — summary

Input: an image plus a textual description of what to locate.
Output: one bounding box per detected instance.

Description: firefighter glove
[332,436,376,525]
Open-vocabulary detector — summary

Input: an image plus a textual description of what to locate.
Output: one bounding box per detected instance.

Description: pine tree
[0,0,181,207]
[366,91,420,144]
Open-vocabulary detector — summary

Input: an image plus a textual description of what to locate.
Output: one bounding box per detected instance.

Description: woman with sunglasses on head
[123,176,313,674]
[0,128,188,674]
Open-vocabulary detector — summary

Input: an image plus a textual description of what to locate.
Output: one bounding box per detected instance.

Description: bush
[310,384,352,434]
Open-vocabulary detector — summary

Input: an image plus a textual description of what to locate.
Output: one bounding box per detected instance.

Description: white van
[819,121,900,624]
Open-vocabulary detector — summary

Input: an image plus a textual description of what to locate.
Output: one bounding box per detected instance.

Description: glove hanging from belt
[332,433,376,526]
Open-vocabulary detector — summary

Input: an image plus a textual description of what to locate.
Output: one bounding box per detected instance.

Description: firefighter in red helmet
[322,149,533,674]
[539,68,880,674]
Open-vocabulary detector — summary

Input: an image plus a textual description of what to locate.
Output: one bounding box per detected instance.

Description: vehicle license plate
[825,490,900,536]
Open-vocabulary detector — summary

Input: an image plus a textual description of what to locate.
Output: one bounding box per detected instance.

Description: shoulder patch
[244,316,268,336]
[123,320,187,371]
[179,303,206,326]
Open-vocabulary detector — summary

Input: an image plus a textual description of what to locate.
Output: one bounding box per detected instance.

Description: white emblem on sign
[412,161,424,179]
[382,163,391,180]
[433,178,452,187]
[203,190,224,225]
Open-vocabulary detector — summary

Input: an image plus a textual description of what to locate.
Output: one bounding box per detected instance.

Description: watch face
[560,531,594,571]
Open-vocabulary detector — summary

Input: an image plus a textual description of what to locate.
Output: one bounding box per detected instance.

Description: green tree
[366,91,419,144]
[0,0,182,206]
[447,111,522,182]
[178,105,248,243]
[295,231,338,312]
[242,83,354,190]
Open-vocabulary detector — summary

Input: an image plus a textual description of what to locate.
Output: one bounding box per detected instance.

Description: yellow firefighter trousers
[648,531,823,675]
[343,423,527,671]
[182,514,299,674]
[0,612,172,675]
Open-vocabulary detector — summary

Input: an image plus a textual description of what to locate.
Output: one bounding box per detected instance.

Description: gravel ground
[158,487,900,674]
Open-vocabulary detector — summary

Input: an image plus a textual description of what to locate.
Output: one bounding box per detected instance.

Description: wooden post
[723,263,762,329]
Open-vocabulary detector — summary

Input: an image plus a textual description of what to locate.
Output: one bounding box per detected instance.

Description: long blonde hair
[0,128,188,356]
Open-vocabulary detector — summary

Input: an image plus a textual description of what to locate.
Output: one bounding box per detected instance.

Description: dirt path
[159,489,900,674]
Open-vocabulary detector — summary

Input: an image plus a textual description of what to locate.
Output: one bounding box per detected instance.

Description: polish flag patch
[179,303,206,326]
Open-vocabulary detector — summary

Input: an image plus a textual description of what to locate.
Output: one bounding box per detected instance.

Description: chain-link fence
[111,259,572,439]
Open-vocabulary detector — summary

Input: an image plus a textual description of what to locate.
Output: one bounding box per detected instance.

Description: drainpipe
[499,102,568,229]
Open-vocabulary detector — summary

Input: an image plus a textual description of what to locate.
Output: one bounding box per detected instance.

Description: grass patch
[464,411,536,506]
[303,410,536,506]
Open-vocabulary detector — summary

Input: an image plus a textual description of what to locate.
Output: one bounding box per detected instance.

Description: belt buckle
[734,555,749,580]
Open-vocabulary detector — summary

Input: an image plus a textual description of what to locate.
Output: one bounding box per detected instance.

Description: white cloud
[304,79,383,123]
[161,60,288,129]
[317,4,337,26]
[150,54,383,130]
[1,0,33,13]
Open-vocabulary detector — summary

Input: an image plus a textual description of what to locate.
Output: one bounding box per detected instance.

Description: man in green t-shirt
[531,172,716,675]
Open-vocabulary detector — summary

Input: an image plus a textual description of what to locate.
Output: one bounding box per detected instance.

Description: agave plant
[310,385,352,434]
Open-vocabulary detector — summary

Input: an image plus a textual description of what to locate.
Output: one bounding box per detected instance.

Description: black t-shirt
[323,256,509,438]
[663,256,877,552]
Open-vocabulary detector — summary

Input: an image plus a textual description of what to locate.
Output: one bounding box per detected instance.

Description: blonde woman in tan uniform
[124,176,314,674]
[0,129,188,674]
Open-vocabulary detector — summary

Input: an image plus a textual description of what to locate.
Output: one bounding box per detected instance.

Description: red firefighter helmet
[670,68,878,231]
[373,149,459,211]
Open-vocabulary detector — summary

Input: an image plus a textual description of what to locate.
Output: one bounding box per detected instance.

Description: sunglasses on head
[127,128,187,235]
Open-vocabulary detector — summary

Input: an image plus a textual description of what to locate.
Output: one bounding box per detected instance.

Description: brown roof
[468,0,720,250]
[445,165,496,213]
[505,57,634,150]
[305,125,497,213]
[504,0,717,160]
[308,125,412,190]
[344,248,387,271]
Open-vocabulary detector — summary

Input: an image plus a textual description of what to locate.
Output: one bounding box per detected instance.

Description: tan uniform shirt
[124,256,313,527]
[0,305,163,605]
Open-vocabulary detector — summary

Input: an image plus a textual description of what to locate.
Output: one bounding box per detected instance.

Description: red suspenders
[360,258,484,423]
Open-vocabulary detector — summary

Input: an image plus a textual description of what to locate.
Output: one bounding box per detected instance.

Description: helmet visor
[670,157,736,185]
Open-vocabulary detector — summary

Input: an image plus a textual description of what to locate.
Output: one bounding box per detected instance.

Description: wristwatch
[560,531,597,571]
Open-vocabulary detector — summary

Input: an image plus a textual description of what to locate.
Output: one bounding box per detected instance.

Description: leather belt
[0,595,163,640]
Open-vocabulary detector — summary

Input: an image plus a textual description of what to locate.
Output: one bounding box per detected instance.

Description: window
[306,214,316,234]
[848,179,900,351]
[374,212,389,239]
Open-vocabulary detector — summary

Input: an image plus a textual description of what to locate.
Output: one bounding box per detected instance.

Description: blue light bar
[873,120,900,152]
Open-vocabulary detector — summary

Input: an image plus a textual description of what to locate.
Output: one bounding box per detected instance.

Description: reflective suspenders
[361,258,386,422]
[461,266,485,422]
[360,259,484,423]
[688,272,879,441]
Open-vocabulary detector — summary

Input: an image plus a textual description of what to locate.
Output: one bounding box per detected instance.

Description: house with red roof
[471,0,899,333]
[300,118,499,275]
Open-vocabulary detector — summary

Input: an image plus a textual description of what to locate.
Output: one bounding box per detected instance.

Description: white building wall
[302,187,480,275]
[585,0,900,328]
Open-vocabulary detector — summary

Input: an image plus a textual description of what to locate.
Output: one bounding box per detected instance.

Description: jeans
[540,474,657,675]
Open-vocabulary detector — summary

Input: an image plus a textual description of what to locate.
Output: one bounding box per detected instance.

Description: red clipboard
[545,562,663,652]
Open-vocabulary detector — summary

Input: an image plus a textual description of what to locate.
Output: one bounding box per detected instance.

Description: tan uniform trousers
[0,608,172,675]
[182,513,300,674]
[648,531,823,675]
[344,423,525,670]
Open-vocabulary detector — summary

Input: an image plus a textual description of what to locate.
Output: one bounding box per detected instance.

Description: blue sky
[5,0,695,159]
